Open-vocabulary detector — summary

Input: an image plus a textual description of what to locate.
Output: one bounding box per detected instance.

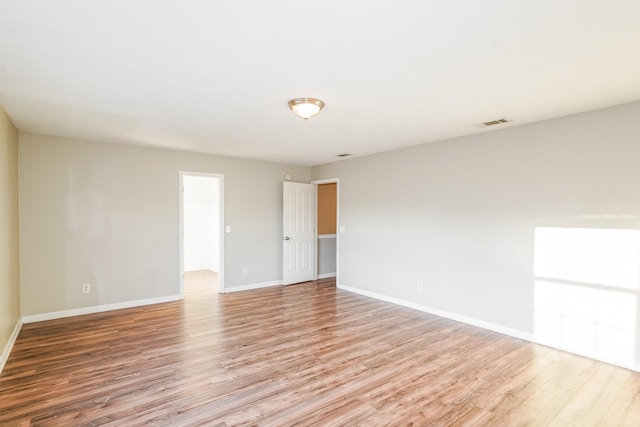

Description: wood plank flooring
[1,270,640,426]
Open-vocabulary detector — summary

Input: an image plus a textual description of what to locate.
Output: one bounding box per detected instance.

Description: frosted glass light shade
[288,97,324,119]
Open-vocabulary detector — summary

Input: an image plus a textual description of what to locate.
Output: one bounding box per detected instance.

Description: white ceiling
[1,1,639,166]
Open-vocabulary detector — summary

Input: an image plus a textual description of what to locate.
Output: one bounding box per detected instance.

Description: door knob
[283,236,290,240]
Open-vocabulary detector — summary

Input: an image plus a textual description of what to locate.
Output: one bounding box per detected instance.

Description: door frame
[179,171,225,296]
[311,178,340,284]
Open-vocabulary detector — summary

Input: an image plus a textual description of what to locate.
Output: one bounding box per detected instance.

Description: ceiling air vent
[482,118,511,127]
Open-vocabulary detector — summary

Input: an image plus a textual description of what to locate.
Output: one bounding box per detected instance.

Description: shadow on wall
[533,224,640,368]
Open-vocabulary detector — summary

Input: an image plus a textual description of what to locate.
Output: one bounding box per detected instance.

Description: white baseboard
[225,280,283,293]
[0,320,22,375]
[337,283,533,342]
[21,294,182,324]
[337,283,640,373]
[317,272,336,279]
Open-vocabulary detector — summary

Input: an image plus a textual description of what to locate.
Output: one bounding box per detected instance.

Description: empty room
[2,1,640,426]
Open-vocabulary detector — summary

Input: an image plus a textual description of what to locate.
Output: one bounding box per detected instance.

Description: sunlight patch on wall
[534,227,639,367]
[535,227,640,289]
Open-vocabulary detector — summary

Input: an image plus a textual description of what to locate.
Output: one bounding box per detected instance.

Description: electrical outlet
[242,267,248,275]
[417,281,424,292]
[82,283,91,294]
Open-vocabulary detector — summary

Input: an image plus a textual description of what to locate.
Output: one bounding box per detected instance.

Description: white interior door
[283,182,315,285]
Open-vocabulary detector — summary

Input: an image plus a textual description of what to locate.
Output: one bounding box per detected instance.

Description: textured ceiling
[1,1,639,166]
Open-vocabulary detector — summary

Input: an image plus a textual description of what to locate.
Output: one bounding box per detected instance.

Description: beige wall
[312,100,640,370]
[19,133,310,316]
[0,107,20,361]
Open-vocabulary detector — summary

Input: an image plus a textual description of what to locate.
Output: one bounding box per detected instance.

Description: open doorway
[180,172,224,296]
[313,179,339,284]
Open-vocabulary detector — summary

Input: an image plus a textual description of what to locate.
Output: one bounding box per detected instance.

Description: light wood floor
[1,271,640,426]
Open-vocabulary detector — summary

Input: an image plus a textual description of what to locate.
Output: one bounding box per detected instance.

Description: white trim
[179,171,225,294]
[21,294,181,324]
[317,273,336,279]
[336,180,340,286]
[313,184,318,281]
[225,280,283,293]
[318,234,337,239]
[179,174,185,297]
[337,283,532,341]
[218,176,225,293]
[336,283,640,373]
[0,320,22,375]
[312,178,339,185]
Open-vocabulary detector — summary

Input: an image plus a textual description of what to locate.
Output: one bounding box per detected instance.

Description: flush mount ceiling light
[288,97,324,120]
